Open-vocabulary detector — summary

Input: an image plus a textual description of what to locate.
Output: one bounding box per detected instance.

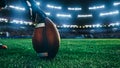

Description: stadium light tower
[100,10,119,16]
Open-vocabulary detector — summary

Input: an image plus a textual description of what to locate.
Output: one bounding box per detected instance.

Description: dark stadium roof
[0,0,120,25]
[42,0,118,5]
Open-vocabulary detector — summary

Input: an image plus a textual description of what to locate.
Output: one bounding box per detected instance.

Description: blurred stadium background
[0,0,120,39]
[0,0,120,67]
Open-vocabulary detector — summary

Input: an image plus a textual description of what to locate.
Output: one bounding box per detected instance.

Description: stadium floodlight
[10,19,32,25]
[100,10,119,16]
[113,2,120,6]
[9,5,14,8]
[96,24,102,27]
[70,25,78,28]
[79,26,82,28]
[36,2,40,5]
[47,4,62,9]
[0,18,8,22]
[93,24,102,28]
[109,22,120,26]
[19,20,24,24]
[85,25,92,28]
[14,20,19,24]
[63,24,70,28]
[68,8,74,10]
[115,22,120,26]
[54,6,61,9]
[89,5,105,10]
[56,14,72,18]
[24,21,28,25]
[9,5,25,11]
[68,7,82,11]
[23,21,32,25]
[47,4,54,8]
[85,24,102,28]
[45,12,51,16]
[11,20,23,24]
[19,8,25,11]
[77,14,93,18]
[85,25,90,28]
[62,24,78,28]
[109,23,116,27]
[93,24,96,28]
[89,25,92,28]
[28,22,32,25]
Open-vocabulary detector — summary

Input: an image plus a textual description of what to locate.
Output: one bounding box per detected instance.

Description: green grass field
[0,39,120,68]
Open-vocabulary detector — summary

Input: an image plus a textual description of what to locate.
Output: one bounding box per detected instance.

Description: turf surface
[0,39,120,68]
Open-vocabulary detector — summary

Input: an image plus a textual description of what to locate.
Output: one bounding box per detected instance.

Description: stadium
[0,0,120,68]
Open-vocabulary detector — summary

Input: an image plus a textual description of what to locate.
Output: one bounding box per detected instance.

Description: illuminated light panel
[116,22,120,26]
[28,22,32,25]
[62,24,78,28]
[10,19,32,25]
[63,24,70,28]
[109,22,120,26]
[68,7,82,11]
[47,4,62,9]
[23,21,32,25]
[84,25,92,28]
[100,10,119,16]
[93,24,102,28]
[9,5,25,11]
[113,2,120,6]
[58,23,120,29]
[11,20,22,24]
[36,2,40,5]
[89,5,105,10]
[56,14,72,18]
[45,12,51,16]
[77,14,93,18]
[70,25,78,28]
[84,25,90,28]
[85,24,102,28]
[0,18,8,22]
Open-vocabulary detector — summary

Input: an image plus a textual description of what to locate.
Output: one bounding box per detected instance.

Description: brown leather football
[32,17,60,59]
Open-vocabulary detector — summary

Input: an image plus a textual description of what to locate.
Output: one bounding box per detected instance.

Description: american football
[32,18,60,59]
